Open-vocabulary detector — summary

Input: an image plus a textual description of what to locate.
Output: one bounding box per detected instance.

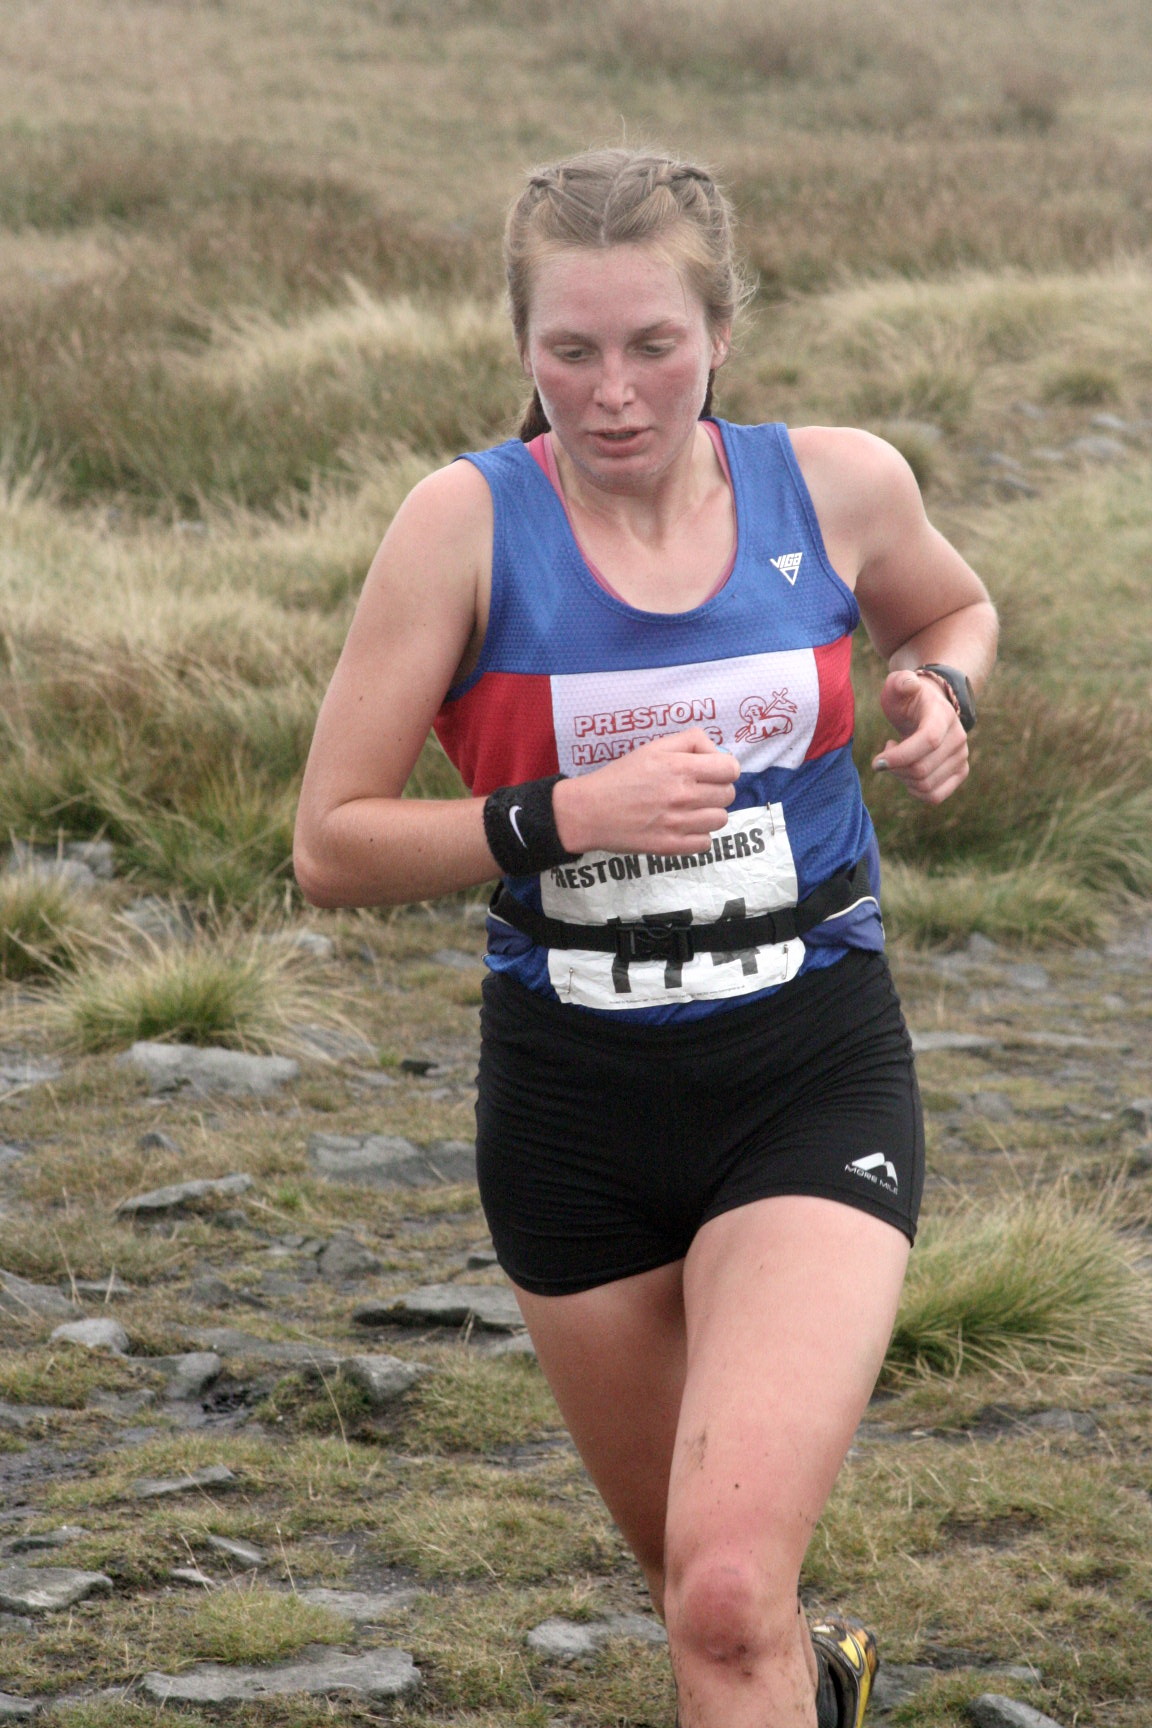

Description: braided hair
[504,148,752,441]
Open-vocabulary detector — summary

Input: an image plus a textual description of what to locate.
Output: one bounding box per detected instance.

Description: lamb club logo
[735,689,798,743]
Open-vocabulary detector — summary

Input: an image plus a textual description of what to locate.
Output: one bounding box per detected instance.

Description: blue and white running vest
[434,420,883,1023]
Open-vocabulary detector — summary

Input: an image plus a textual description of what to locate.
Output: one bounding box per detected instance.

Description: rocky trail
[0,908,1150,1726]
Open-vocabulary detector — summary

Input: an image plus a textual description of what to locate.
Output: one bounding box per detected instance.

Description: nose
[594,351,634,415]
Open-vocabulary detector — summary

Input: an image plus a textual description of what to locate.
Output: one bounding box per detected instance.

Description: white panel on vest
[549,649,820,779]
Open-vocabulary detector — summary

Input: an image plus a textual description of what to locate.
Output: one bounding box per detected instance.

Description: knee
[664,1550,797,1672]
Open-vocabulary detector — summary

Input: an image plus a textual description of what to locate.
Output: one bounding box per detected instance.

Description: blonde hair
[504,147,752,439]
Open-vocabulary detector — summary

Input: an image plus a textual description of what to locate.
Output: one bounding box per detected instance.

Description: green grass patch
[886,1190,1152,1378]
[0,1346,161,1409]
[403,1355,562,1453]
[184,1583,348,1664]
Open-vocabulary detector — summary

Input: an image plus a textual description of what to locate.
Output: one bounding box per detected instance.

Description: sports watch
[916,664,977,732]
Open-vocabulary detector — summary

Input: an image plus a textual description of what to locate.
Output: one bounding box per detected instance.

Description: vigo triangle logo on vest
[770,552,803,586]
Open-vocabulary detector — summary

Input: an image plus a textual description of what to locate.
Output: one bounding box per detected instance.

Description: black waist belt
[489,855,872,967]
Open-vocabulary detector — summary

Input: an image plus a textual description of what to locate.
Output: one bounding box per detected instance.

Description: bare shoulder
[365,457,493,590]
[788,425,923,545]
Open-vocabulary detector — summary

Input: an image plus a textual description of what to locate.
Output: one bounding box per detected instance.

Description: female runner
[294,147,997,1728]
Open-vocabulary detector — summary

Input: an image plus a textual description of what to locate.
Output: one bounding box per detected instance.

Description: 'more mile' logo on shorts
[846,1152,899,1194]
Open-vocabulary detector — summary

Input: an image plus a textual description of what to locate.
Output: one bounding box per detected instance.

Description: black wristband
[483,776,581,876]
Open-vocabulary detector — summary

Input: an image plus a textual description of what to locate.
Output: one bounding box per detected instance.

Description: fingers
[873,669,969,805]
[555,728,740,855]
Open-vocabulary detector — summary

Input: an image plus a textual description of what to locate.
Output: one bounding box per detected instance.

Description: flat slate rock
[0,1271,79,1322]
[869,1662,936,1712]
[50,1318,130,1354]
[298,1586,421,1620]
[970,1697,1066,1728]
[115,1174,253,1217]
[181,1328,347,1369]
[1,1528,86,1557]
[140,1647,420,1704]
[355,1283,522,1332]
[204,1535,266,1569]
[132,1464,236,1500]
[0,1694,38,1720]
[527,1614,668,1660]
[0,1052,64,1090]
[307,1133,476,1189]
[0,1566,112,1614]
[120,1043,298,1097]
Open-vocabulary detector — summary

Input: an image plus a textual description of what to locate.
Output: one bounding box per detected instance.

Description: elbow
[292,832,353,910]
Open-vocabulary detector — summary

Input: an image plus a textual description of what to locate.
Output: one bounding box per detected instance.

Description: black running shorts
[475,949,923,1296]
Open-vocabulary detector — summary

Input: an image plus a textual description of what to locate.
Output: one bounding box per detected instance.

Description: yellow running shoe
[809,1617,879,1728]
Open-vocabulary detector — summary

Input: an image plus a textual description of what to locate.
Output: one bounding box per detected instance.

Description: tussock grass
[43,935,323,1054]
[882,862,1102,949]
[886,1189,1152,1378]
[860,683,1152,893]
[0,868,102,979]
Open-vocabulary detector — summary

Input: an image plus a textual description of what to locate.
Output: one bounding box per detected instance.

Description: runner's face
[523,244,729,490]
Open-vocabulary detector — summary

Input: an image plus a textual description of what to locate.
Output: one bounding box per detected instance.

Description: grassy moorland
[1,3,1152,1725]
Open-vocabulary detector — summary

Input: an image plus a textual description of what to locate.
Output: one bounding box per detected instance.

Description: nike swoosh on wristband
[508,806,527,847]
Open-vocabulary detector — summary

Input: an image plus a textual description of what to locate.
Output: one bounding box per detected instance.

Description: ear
[710,325,732,370]
[519,343,534,380]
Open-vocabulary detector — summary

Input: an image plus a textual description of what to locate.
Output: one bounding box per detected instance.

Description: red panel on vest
[434,672,559,796]
[806,636,855,760]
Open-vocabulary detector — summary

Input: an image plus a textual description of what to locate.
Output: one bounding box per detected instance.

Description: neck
[550,422,719,544]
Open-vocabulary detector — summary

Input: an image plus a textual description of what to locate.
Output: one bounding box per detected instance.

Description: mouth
[589,427,647,447]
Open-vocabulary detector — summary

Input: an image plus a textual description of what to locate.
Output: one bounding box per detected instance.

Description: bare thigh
[513,1194,909,1619]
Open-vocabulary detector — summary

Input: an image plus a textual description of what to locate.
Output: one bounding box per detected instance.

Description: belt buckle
[612,922,695,964]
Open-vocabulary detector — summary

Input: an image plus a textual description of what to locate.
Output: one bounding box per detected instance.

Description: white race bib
[539,803,804,1010]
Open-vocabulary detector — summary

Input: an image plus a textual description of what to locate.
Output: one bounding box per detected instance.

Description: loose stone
[970,1696,1067,1728]
[0,1271,79,1322]
[298,1585,421,1620]
[0,1693,38,1720]
[114,1174,253,1217]
[50,1318,130,1355]
[204,1534,266,1568]
[119,1043,298,1097]
[159,1352,223,1401]
[171,1567,216,1588]
[0,1053,64,1092]
[72,1275,133,1300]
[138,1130,182,1153]
[1067,435,1125,462]
[354,1283,523,1332]
[909,1031,998,1054]
[527,1614,667,1661]
[1,1529,86,1556]
[140,1647,421,1704]
[0,1567,112,1614]
[317,1235,383,1282]
[307,1132,476,1189]
[341,1354,425,1407]
[132,1464,237,1499]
